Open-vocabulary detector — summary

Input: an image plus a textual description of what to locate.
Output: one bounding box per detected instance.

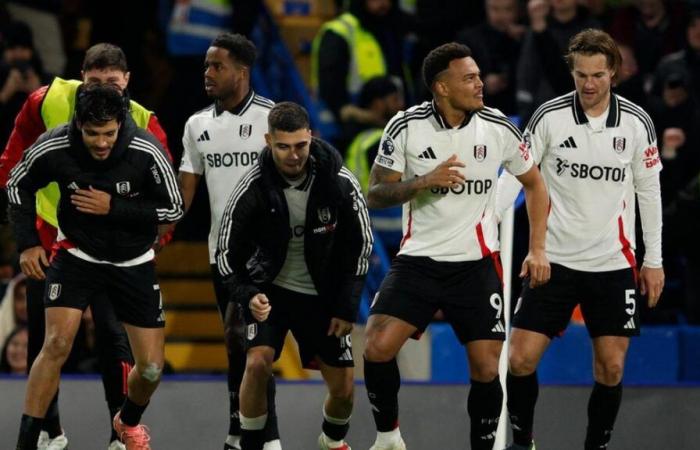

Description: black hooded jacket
[216,138,373,322]
[7,116,183,262]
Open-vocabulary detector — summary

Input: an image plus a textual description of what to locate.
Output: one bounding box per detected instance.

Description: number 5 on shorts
[625,289,636,316]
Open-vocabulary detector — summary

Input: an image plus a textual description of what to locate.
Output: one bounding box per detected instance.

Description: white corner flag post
[494,204,515,450]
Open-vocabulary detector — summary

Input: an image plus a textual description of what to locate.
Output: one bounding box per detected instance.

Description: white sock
[263,438,282,450]
[375,428,401,445]
[225,435,241,446]
[323,408,351,425]
[239,413,267,431]
[322,433,346,447]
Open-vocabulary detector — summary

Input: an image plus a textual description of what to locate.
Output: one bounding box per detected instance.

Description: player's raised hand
[423,154,466,189]
[527,0,550,32]
[520,249,551,288]
[249,293,271,322]
[639,266,664,307]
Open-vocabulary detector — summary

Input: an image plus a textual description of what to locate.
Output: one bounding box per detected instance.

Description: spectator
[345,75,404,148]
[608,0,687,92]
[644,66,700,324]
[652,10,700,100]
[584,0,615,28]
[344,76,405,254]
[0,21,46,147]
[0,273,27,350]
[0,227,17,299]
[665,174,700,324]
[516,0,600,125]
[648,71,700,206]
[311,0,411,149]
[0,326,28,374]
[615,42,647,109]
[457,0,525,115]
[411,0,482,102]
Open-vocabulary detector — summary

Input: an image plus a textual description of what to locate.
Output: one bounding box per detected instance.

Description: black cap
[3,21,33,49]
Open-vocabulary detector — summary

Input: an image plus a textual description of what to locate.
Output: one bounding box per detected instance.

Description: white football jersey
[180,91,273,263]
[525,91,662,271]
[374,101,533,262]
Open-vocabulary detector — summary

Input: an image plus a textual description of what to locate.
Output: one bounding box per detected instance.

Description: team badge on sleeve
[381,137,395,155]
[473,145,487,162]
[613,137,626,154]
[240,124,252,139]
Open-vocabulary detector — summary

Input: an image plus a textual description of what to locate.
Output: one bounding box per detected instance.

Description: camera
[9,60,32,77]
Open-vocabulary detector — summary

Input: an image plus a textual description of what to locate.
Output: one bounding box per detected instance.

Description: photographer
[0,21,46,147]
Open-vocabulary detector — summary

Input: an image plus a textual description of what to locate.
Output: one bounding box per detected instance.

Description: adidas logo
[339,348,353,361]
[67,182,79,190]
[491,321,505,333]
[623,317,636,330]
[480,431,497,440]
[559,136,577,148]
[196,130,211,142]
[418,146,437,159]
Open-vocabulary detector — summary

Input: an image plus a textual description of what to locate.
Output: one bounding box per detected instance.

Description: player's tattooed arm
[367,155,466,208]
[367,164,420,208]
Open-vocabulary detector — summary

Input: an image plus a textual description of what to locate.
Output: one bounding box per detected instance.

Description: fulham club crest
[116,181,131,195]
[613,137,626,154]
[247,323,257,340]
[474,145,487,162]
[48,283,61,301]
[317,207,331,224]
[240,124,252,139]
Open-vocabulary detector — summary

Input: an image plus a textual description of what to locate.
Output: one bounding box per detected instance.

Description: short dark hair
[268,102,310,133]
[210,32,257,67]
[422,42,472,90]
[565,29,622,78]
[75,84,127,125]
[82,43,128,72]
[359,76,400,108]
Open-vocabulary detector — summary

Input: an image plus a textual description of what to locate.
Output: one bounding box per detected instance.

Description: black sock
[364,357,401,432]
[507,371,539,446]
[240,429,265,450]
[228,391,241,436]
[16,414,43,450]
[264,376,280,441]
[228,345,245,436]
[43,394,62,438]
[109,406,120,442]
[119,397,149,427]
[102,360,131,442]
[467,377,503,450]
[322,412,350,441]
[585,382,622,450]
